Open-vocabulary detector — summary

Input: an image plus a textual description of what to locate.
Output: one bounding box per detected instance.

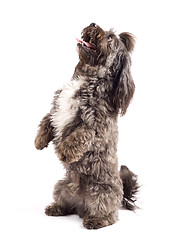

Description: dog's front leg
[57,126,95,163]
[35,113,54,150]
[35,89,62,150]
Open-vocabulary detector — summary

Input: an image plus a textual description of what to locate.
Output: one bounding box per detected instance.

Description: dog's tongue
[76,38,96,49]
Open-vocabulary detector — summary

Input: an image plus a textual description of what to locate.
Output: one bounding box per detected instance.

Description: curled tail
[120,165,139,211]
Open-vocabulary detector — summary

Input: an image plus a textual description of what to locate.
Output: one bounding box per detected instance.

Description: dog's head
[77,23,135,115]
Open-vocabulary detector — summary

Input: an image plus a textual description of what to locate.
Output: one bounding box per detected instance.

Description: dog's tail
[119,165,139,211]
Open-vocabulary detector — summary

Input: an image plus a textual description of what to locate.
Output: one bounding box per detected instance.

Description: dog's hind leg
[45,179,78,217]
[82,180,123,229]
[35,113,54,150]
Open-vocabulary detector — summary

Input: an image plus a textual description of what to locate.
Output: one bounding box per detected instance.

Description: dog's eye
[108,34,113,40]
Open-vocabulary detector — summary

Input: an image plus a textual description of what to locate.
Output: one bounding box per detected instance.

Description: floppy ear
[113,53,135,115]
[119,32,135,52]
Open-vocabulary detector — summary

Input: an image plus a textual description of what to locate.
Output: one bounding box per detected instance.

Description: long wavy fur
[35,23,139,229]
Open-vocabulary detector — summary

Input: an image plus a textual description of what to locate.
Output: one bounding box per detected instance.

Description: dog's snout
[89,23,97,28]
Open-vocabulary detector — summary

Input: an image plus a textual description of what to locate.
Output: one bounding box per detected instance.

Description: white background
[0,0,172,239]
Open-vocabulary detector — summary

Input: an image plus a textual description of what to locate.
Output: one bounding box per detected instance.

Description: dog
[35,23,139,229]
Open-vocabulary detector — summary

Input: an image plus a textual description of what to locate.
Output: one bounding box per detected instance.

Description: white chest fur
[51,78,84,139]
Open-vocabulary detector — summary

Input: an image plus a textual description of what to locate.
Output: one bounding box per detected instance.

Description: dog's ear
[119,32,135,52]
[113,53,135,115]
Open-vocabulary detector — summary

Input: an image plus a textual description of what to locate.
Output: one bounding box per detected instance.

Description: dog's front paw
[35,133,48,150]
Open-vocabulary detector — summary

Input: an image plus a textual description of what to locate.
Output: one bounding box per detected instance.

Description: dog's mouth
[76,23,105,55]
[76,38,96,52]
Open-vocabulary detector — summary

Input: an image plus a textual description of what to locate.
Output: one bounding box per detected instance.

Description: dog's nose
[89,23,97,28]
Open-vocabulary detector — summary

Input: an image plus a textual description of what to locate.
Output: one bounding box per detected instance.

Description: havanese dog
[35,23,139,229]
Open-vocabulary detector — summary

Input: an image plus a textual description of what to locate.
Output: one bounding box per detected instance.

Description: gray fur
[35,23,137,229]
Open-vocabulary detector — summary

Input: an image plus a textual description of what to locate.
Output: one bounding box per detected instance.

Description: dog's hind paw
[83,215,115,229]
[45,205,63,216]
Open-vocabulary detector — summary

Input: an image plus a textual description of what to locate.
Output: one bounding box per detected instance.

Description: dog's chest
[52,79,83,134]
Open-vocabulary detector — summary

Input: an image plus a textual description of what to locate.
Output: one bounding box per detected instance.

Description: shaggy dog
[35,23,139,229]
